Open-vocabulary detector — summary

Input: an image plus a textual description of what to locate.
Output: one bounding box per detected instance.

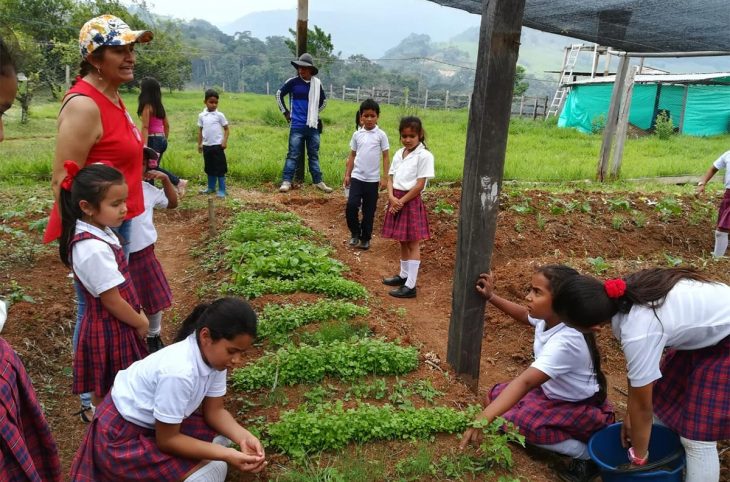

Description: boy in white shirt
[197,89,229,197]
[343,99,390,250]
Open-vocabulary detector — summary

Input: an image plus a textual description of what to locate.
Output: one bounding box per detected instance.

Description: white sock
[183,460,228,482]
[147,312,162,336]
[399,260,408,278]
[535,439,589,460]
[212,435,232,447]
[405,260,420,289]
[681,437,719,482]
[713,230,728,257]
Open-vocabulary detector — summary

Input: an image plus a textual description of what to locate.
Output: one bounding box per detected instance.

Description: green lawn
[2,90,728,187]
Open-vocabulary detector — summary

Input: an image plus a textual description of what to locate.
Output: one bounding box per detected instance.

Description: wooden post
[519,95,525,116]
[356,86,360,102]
[591,44,599,78]
[266,81,270,95]
[65,65,71,90]
[405,88,409,107]
[445,90,450,109]
[596,54,629,181]
[329,83,333,98]
[678,84,689,134]
[544,96,549,118]
[207,197,216,237]
[387,88,391,105]
[532,96,539,119]
[424,89,429,108]
[610,65,639,179]
[447,0,526,393]
[296,0,308,56]
[342,85,345,100]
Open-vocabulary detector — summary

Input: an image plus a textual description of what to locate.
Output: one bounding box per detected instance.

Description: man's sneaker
[176,179,188,197]
[279,181,292,193]
[74,403,95,423]
[314,181,333,193]
[557,458,599,482]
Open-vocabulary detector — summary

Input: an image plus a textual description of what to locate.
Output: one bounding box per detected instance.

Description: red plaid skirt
[0,338,61,482]
[128,244,172,314]
[71,232,148,398]
[716,189,730,230]
[653,335,730,441]
[489,382,615,445]
[70,395,217,481]
[381,190,431,241]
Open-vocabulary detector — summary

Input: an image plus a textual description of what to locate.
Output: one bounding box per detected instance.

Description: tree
[513,65,529,97]
[285,25,340,74]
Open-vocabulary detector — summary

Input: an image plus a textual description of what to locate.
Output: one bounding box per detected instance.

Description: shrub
[654,111,675,140]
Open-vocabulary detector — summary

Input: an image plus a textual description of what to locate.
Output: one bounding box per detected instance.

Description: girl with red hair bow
[552,267,730,481]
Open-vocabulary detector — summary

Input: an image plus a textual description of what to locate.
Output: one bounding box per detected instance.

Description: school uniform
[346,125,390,242]
[198,109,228,177]
[613,279,730,441]
[70,221,148,398]
[70,334,223,481]
[490,316,614,445]
[712,151,730,229]
[381,143,434,241]
[128,183,172,315]
[0,337,62,482]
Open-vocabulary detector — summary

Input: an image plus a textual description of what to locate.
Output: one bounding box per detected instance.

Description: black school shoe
[382,275,407,286]
[389,285,417,298]
[349,237,360,246]
[147,335,165,353]
[356,240,370,250]
[557,458,599,482]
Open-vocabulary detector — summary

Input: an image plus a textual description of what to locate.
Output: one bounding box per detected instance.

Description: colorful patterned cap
[79,14,153,59]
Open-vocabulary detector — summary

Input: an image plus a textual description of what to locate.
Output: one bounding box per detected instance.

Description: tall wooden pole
[596,55,629,181]
[446,0,526,393]
[296,0,308,56]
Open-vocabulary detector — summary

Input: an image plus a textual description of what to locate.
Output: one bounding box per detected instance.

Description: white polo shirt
[350,126,390,182]
[128,182,169,254]
[529,316,599,402]
[389,143,435,191]
[198,109,228,146]
[112,333,227,428]
[72,221,124,297]
[613,279,730,387]
[711,150,730,188]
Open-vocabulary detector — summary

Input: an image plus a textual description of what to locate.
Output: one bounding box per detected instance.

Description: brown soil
[2,185,729,481]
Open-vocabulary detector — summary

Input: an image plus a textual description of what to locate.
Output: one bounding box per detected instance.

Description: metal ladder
[546,44,582,118]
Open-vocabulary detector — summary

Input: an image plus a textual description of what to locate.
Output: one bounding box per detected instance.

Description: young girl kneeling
[70,297,266,481]
[460,266,614,482]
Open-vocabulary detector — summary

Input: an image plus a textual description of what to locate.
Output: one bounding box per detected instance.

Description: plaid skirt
[489,382,615,445]
[70,395,217,481]
[381,190,431,241]
[128,245,172,314]
[716,189,730,229]
[653,335,730,441]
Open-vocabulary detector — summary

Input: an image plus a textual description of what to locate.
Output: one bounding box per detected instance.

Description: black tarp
[426,0,730,53]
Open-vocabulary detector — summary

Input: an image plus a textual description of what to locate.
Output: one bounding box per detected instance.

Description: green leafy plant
[565,199,592,213]
[3,280,35,306]
[611,215,626,231]
[345,378,388,401]
[469,417,526,470]
[664,253,683,267]
[226,210,315,242]
[631,210,647,228]
[587,256,611,275]
[258,300,369,341]
[298,321,371,346]
[654,111,675,140]
[223,274,367,299]
[607,198,631,211]
[231,338,419,391]
[433,199,455,215]
[655,197,682,219]
[591,113,606,134]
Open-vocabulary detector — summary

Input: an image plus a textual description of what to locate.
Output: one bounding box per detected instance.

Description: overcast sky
[136,0,297,25]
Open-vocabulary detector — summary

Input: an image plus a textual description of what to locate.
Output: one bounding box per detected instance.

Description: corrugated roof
[566,72,730,86]
[426,0,730,53]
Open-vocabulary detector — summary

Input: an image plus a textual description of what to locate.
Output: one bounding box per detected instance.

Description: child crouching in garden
[460,266,614,482]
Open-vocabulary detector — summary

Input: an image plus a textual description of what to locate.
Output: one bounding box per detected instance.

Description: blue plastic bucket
[588,423,685,481]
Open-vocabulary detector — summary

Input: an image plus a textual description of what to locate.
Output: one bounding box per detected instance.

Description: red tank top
[43,78,144,243]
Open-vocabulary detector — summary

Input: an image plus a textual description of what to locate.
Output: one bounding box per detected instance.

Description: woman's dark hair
[204,89,219,101]
[0,36,17,77]
[553,267,714,329]
[58,163,125,267]
[77,48,106,78]
[399,116,427,148]
[137,77,166,118]
[174,297,257,343]
[354,110,361,130]
[537,264,608,404]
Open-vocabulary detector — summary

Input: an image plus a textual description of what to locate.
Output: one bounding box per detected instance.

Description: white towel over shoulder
[306,76,321,129]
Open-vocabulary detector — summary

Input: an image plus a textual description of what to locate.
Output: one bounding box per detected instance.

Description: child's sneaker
[146,335,165,353]
[314,181,333,193]
[216,192,226,198]
[177,179,188,197]
[199,188,214,195]
[557,458,599,482]
[74,403,95,423]
[279,181,292,193]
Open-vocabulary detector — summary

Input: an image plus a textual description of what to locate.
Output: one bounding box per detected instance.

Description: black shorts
[202,145,227,176]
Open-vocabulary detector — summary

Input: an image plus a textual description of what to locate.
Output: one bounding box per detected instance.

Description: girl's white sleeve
[416,151,435,179]
[72,239,124,297]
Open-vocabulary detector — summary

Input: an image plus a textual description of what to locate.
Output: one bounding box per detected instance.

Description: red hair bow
[604,278,626,299]
[60,161,81,191]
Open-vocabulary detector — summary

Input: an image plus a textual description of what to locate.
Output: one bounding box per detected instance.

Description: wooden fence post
[342,85,345,101]
[424,89,429,108]
[532,96,539,119]
[544,97,549,118]
[356,86,360,103]
[330,83,334,98]
[388,88,391,105]
[266,81,270,95]
[519,95,525,116]
[445,90,450,109]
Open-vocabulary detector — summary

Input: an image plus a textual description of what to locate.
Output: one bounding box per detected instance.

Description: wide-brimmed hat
[79,14,153,59]
[291,52,318,75]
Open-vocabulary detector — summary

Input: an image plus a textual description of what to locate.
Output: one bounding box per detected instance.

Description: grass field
[2,90,729,188]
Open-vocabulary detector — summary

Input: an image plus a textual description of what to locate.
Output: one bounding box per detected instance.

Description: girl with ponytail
[460,266,614,482]
[70,297,265,482]
[552,267,730,482]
